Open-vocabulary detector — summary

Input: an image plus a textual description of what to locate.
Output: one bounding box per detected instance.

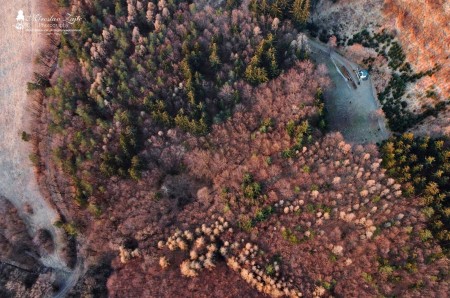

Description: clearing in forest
[309,38,389,144]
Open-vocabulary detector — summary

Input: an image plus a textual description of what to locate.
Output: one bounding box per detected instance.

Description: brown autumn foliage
[383,0,450,135]
[20,0,448,296]
[177,63,447,297]
[184,61,327,198]
[0,197,55,297]
[0,197,39,268]
[61,62,449,297]
[0,266,53,298]
[384,0,450,99]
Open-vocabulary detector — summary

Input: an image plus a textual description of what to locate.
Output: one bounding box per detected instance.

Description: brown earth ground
[0,0,76,294]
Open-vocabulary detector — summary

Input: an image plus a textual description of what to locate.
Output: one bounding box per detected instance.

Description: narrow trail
[0,1,81,296]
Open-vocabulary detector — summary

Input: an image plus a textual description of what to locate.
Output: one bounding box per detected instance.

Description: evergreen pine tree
[291,0,310,24]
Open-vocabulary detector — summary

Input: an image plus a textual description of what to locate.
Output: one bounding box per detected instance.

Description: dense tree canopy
[25,1,449,297]
[381,133,450,252]
[42,0,301,206]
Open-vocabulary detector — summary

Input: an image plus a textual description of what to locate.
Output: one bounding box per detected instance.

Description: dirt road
[0,0,78,294]
[308,38,390,144]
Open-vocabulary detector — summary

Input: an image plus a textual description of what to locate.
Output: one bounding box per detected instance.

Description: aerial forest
[20,0,449,297]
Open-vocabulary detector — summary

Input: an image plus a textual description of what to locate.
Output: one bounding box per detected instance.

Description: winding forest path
[0,0,79,295]
[308,38,390,144]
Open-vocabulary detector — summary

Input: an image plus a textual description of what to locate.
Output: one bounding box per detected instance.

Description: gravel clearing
[308,38,390,144]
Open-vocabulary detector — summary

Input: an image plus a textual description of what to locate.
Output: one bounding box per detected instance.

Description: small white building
[358,70,369,80]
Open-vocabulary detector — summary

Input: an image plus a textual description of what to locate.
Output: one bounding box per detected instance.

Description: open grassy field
[0,0,75,287]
